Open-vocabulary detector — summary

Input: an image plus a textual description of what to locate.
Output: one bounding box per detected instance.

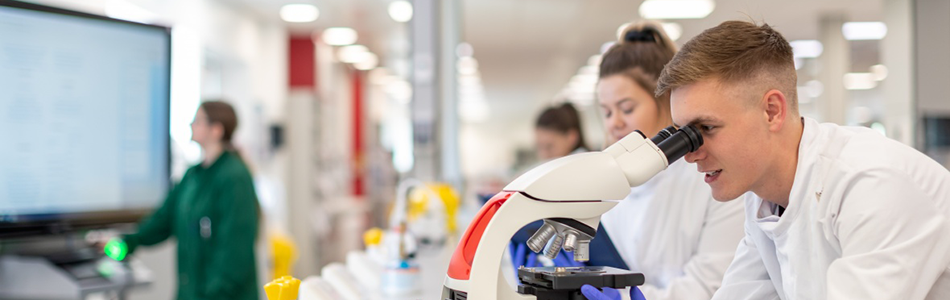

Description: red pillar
[288,37,315,89]
[351,69,364,197]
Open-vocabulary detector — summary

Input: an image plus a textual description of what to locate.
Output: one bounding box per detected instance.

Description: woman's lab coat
[599,157,746,300]
[712,117,950,300]
[124,151,260,300]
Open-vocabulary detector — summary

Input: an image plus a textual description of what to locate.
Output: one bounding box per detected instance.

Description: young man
[583,20,950,300]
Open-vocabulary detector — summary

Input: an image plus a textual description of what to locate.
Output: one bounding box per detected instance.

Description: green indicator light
[104,238,128,261]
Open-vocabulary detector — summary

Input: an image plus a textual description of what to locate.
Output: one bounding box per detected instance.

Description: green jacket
[124,151,260,300]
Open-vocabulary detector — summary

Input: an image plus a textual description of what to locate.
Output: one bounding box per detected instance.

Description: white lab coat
[600,157,746,300]
[712,117,950,300]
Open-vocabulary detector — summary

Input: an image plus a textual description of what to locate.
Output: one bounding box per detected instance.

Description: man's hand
[581,284,646,300]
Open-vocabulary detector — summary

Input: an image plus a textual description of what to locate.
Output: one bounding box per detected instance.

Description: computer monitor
[0,0,171,237]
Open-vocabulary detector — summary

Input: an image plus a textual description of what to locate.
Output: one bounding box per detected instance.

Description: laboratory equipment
[378,179,460,295]
[264,276,301,300]
[442,125,702,299]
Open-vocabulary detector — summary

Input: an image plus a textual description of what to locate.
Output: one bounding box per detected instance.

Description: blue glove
[581,285,646,300]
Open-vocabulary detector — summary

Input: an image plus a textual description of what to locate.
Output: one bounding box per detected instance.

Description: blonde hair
[656,21,798,112]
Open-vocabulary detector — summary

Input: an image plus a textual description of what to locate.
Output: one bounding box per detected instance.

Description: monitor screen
[0,1,170,235]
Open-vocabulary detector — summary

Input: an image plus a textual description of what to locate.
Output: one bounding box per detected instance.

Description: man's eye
[701,125,715,132]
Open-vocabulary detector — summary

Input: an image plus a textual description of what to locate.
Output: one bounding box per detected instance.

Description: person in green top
[109,101,260,300]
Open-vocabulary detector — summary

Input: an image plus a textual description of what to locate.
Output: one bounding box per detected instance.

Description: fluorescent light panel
[354,52,378,70]
[639,0,715,20]
[388,1,413,23]
[844,72,877,90]
[322,27,357,46]
[842,22,887,40]
[338,45,368,63]
[661,22,683,41]
[280,4,319,23]
[790,40,823,58]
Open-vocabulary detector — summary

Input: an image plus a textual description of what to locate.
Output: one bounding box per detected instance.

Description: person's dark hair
[536,102,587,151]
[656,21,798,112]
[599,21,678,105]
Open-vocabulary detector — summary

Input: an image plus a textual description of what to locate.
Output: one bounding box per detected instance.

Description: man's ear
[763,89,788,132]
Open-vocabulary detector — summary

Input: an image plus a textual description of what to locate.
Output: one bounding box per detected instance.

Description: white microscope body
[442,126,702,300]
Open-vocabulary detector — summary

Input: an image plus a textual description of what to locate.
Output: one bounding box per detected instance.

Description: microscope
[442,125,703,300]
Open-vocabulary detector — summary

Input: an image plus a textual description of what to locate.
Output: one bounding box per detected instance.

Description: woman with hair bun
[579,21,745,300]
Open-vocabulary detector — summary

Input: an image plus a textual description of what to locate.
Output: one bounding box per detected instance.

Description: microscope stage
[517,266,644,300]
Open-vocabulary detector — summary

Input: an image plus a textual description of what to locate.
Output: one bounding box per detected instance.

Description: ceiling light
[661,22,682,41]
[457,57,479,75]
[354,52,379,70]
[280,4,319,23]
[616,22,632,38]
[456,42,474,58]
[842,22,887,40]
[600,41,615,54]
[639,0,715,20]
[105,0,159,24]
[843,73,877,90]
[870,64,888,81]
[571,74,598,86]
[587,55,601,66]
[338,45,369,63]
[322,27,357,46]
[578,65,598,76]
[458,74,481,86]
[459,101,489,123]
[790,40,823,58]
[389,1,413,23]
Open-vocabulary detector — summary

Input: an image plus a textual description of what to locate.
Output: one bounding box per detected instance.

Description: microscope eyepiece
[656,125,704,163]
[650,126,677,145]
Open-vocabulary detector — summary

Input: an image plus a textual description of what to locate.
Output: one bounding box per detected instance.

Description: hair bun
[624,29,657,43]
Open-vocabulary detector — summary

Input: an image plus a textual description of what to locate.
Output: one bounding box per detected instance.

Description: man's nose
[684,146,705,163]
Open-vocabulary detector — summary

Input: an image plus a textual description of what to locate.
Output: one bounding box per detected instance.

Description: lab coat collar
[753,117,820,236]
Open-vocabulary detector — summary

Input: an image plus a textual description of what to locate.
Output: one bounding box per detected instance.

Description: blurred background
[1,0,949,299]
